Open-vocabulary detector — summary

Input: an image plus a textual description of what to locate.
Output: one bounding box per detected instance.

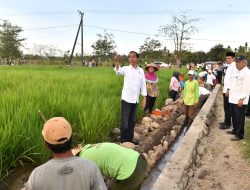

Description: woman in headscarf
[144,63,159,114]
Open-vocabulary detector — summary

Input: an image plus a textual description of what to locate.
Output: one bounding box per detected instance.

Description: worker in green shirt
[183,70,199,127]
[72,142,148,190]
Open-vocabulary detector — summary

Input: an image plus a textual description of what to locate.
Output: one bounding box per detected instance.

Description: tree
[44,45,63,61]
[0,20,25,59]
[207,44,226,61]
[139,37,161,52]
[160,15,200,67]
[31,44,48,57]
[237,45,246,55]
[91,31,116,56]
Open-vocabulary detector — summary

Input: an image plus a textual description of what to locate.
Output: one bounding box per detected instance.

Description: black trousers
[217,71,223,84]
[121,100,138,142]
[170,89,178,101]
[246,97,250,116]
[230,104,247,138]
[223,93,231,126]
[144,95,156,113]
[110,155,147,190]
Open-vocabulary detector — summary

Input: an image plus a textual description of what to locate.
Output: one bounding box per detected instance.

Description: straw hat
[145,63,159,71]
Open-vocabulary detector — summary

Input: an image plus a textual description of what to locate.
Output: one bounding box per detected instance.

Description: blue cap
[236,55,246,62]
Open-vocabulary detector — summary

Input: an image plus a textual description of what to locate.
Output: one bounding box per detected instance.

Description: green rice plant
[0,65,185,180]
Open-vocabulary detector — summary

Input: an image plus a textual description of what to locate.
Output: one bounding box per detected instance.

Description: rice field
[0,65,178,180]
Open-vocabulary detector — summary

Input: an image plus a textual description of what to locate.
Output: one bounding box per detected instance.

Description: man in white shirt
[220,51,236,130]
[23,117,106,190]
[205,70,216,91]
[114,51,147,145]
[228,55,250,140]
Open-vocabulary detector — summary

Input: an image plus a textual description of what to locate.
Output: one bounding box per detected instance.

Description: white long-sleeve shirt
[229,66,250,105]
[206,73,216,85]
[114,65,147,103]
[223,62,237,93]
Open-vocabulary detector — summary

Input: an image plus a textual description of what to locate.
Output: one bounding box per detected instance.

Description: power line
[2,9,250,15]
[83,9,250,15]
[83,25,250,43]
[24,24,78,31]
[21,23,250,44]
[84,24,158,37]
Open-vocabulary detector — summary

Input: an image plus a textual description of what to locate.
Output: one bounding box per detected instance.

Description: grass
[242,119,250,160]
[0,64,185,180]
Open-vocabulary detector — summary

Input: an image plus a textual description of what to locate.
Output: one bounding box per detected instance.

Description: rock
[171,105,178,113]
[197,167,210,179]
[160,136,166,144]
[163,117,169,122]
[224,154,229,158]
[142,153,149,160]
[196,155,201,167]
[150,114,157,120]
[162,135,172,143]
[151,121,160,129]
[163,141,169,151]
[149,152,157,167]
[147,158,155,171]
[197,145,205,156]
[148,150,154,157]
[173,125,181,133]
[153,146,157,151]
[142,117,152,125]
[161,107,171,117]
[175,99,184,107]
[176,115,186,125]
[188,169,194,177]
[134,126,144,134]
[170,130,177,141]
[112,128,120,136]
[156,115,162,119]
[145,122,152,128]
[133,132,140,141]
[142,128,149,136]
[148,126,154,132]
[165,98,173,106]
[156,144,164,159]
[120,142,135,149]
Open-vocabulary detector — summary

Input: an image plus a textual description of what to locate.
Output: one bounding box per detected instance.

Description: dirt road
[186,92,250,190]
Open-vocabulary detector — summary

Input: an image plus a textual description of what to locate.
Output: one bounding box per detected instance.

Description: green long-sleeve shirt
[80,143,140,180]
[183,80,199,105]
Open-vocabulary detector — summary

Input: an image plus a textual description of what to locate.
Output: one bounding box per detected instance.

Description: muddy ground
[186,92,250,190]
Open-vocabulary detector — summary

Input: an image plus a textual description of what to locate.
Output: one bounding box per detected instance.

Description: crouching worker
[22,117,106,190]
[72,142,148,190]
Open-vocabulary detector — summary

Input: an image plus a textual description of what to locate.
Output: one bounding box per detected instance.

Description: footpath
[186,90,250,190]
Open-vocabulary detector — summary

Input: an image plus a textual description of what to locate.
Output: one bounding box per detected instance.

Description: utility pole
[80,11,84,66]
[69,11,84,66]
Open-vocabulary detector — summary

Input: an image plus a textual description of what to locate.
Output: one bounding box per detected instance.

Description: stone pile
[111,97,186,173]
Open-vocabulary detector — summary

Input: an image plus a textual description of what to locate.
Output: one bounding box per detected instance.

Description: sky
[0,0,250,55]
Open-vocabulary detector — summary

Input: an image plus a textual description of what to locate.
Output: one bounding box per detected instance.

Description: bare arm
[113,52,120,71]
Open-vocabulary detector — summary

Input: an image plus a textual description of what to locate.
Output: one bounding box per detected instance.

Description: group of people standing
[219,52,250,141]
[113,50,215,145]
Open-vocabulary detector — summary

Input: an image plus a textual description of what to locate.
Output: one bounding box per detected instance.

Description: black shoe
[226,130,236,135]
[219,122,226,126]
[219,125,230,130]
[231,136,243,141]
[131,140,139,145]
